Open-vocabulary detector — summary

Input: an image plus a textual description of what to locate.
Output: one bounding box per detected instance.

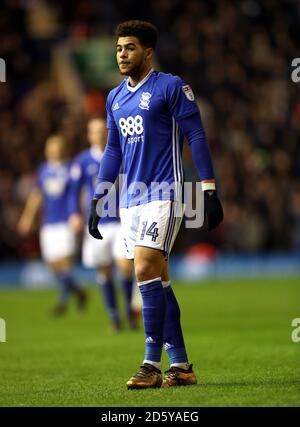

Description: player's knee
[97,266,112,285]
[100,265,112,280]
[135,260,159,282]
[117,259,133,279]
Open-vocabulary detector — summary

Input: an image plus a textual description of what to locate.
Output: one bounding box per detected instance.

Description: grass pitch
[0,277,299,407]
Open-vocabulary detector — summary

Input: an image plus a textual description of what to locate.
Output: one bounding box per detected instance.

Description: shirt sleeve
[166,76,199,121]
[177,112,215,180]
[68,160,84,215]
[106,91,118,130]
[94,128,122,200]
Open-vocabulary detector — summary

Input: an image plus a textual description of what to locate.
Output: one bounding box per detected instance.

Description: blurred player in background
[89,21,223,389]
[17,135,87,315]
[68,117,138,331]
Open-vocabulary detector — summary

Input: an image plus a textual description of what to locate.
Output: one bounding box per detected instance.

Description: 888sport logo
[119,115,144,144]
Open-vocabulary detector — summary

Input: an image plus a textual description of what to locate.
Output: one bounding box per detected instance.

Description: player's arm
[166,76,223,230]
[88,127,122,239]
[17,188,42,236]
[68,161,84,233]
[177,112,223,229]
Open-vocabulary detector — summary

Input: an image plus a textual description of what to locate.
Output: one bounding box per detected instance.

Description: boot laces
[135,365,156,379]
[164,367,178,381]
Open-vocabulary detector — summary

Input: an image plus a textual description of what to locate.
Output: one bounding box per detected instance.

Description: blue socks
[97,274,134,325]
[55,270,80,305]
[121,276,134,317]
[138,278,189,368]
[139,278,166,366]
[163,282,188,365]
[98,277,119,324]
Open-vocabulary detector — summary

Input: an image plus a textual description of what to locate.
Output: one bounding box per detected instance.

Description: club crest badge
[139,92,152,110]
[182,85,195,101]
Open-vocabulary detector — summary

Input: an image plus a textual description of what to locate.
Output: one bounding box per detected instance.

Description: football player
[89,21,223,388]
[18,135,87,315]
[68,117,138,331]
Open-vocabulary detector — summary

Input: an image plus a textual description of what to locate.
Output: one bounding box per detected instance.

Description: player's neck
[49,160,63,167]
[128,66,153,87]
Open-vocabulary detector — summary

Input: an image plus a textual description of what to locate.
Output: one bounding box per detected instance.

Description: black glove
[204,190,224,230]
[88,199,103,239]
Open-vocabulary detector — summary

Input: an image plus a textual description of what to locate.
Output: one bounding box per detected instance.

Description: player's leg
[112,223,137,329]
[49,256,87,315]
[48,258,69,314]
[134,246,166,367]
[96,264,121,331]
[115,256,138,329]
[82,224,121,330]
[130,279,142,317]
[40,223,86,315]
[120,203,165,388]
[161,259,188,364]
[126,245,165,389]
[161,260,197,387]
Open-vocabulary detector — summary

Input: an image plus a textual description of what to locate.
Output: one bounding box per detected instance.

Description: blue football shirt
[105,70,199,208]
[69,147,120,223]
[37,161,71,224]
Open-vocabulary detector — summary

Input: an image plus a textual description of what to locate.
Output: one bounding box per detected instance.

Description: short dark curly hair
[116,20,158,49]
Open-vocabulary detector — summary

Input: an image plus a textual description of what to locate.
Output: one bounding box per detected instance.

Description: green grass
[0,277,300,407]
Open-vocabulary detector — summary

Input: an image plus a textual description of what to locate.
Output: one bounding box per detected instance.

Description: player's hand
[203,190,224,230]
[17,217,32,236]
[88,199,103,239]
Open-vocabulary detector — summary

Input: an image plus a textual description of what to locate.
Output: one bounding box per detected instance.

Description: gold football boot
[161,364,197,387]
[127,363,162,389]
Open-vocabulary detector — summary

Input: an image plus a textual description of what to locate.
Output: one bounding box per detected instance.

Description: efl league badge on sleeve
[139,92,152,110]
[182,85,195,101]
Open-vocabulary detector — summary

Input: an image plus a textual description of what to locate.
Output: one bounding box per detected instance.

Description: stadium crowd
[0,0,299,259]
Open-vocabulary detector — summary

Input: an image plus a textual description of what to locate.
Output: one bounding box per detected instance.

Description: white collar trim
[126,68,154,92]
[90,146,103,161]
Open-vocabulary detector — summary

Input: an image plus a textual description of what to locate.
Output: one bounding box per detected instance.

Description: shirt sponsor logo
[119,115,144,141]
[44,178,66,196]
[139,92,152,110]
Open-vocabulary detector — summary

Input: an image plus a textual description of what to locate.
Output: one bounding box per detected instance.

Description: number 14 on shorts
[140,221,159,242]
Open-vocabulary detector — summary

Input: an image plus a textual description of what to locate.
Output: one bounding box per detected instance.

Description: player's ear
[145,47,153,61]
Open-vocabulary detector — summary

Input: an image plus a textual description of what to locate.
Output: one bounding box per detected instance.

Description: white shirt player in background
[89,20,223,389]
[68,117,140,331]
[17,135,87,315]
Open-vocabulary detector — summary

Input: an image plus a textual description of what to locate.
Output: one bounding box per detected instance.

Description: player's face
[88,119,107,151]
[116,36,152,76]
[45,138,65,162]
